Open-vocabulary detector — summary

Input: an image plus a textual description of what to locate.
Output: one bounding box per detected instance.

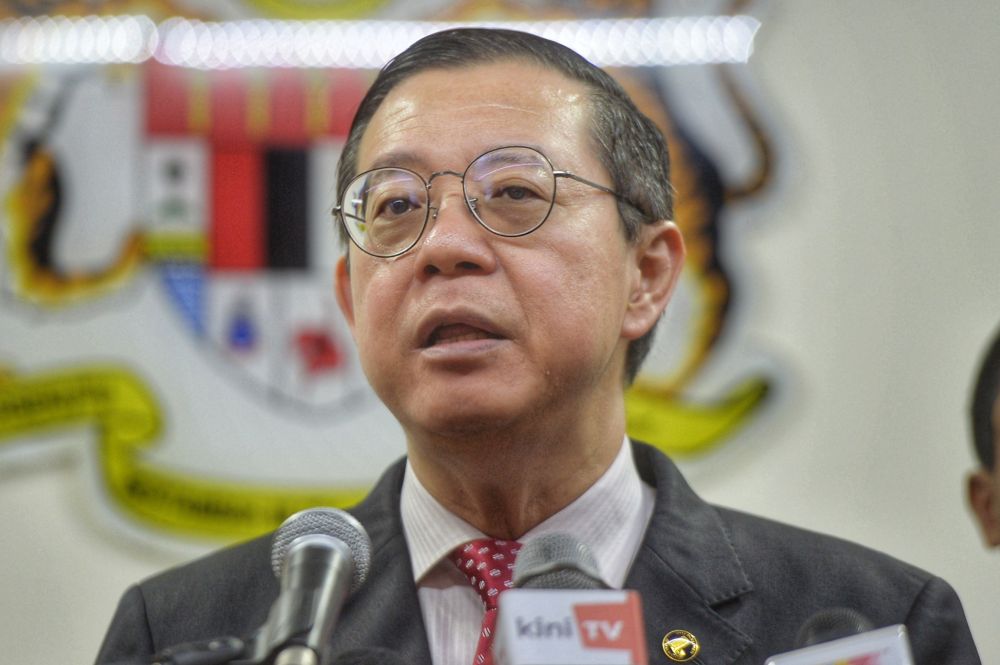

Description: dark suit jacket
[96,442,980,664]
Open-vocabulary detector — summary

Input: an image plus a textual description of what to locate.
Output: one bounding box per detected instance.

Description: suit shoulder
[134,535,277,649]
[719,506,927,578]
[141,534,272,593]
[714,506,980,661]
[715,506,938,609]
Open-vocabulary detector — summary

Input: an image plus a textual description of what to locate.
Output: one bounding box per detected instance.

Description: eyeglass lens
[341,146,557,257]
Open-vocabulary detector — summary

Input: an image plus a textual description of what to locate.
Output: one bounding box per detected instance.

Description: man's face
[969,396,1000,547]
[335,60,680,442]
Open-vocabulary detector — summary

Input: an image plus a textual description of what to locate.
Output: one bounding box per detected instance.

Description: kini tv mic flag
[493,534,648,665]
[494,589,647,665]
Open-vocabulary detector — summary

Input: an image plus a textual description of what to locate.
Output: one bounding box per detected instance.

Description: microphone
[252,508,373,665]
[765,608,914,665]
[512,532,606,590]
[493,533,648,665]
[795,607,874,647]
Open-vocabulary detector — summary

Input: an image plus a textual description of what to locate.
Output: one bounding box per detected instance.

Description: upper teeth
[437,331,489,344]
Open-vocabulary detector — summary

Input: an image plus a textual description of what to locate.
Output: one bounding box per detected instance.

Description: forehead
[357,59,595,171]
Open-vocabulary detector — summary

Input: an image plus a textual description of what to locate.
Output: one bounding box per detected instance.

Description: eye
[497,185,532,201]
[369,190,422,220]
[486,181,546,203]
[384,198,415,215]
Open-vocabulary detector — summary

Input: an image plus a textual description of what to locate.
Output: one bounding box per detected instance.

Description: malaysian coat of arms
[0,0,780,542]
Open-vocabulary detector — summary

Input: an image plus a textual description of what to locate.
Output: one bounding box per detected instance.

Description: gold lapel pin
[662,629,700,662]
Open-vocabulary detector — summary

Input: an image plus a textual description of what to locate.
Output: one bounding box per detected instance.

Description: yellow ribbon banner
[0,364,767,541]
[0,366,368,541]
[626,378,770,457]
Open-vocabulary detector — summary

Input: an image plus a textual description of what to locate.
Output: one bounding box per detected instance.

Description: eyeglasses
[333,145,627,258]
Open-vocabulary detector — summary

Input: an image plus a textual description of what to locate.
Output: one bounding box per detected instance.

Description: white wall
[694,0,1000,658]
[1,2,997,663]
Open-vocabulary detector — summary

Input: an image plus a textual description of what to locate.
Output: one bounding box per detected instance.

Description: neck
[405,402,626,540]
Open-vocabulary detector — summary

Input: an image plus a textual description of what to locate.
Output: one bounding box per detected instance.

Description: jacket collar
[336,459,433,665]
[629,440,754,664]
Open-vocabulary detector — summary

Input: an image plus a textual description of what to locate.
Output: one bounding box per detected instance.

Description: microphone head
[512,532,606,590]
[271,507,372,593]
[795,607,875,647]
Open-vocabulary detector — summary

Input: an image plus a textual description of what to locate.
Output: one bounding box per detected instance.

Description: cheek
[349,266,405,349]
[522,238,632,345]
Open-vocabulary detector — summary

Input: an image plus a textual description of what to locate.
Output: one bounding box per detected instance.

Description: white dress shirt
[400,437,655,665]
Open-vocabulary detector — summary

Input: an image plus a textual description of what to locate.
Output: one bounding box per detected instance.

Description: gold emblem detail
[662,629,700,662]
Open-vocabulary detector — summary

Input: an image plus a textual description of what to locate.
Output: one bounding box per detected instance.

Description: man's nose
[415,187,496,277]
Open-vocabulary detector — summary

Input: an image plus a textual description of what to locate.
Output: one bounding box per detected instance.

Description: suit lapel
[628,442,753,664]
[331,459,433,665]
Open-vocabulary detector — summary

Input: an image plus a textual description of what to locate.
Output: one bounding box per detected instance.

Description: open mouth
[425,323,502,348]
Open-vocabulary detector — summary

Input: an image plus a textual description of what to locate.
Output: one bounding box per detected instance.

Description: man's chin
[403,401,535,441]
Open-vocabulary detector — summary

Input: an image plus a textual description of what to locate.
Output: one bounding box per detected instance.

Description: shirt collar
[401,436,653,588]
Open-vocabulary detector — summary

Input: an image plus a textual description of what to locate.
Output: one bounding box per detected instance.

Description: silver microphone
[254,508,372,665]
[512,532,606,590]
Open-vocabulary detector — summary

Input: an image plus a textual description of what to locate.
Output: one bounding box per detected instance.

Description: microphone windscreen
[795,607,875,647]
[512,533,605,590]
[270,507,372,593]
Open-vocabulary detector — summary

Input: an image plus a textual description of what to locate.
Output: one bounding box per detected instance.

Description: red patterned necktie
[451,538,522,665]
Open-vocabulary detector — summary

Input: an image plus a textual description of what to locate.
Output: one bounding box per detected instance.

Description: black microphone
[252,508,373,665]
[493,533,649,665]
[765,608,914,665]
[795,607,874,647]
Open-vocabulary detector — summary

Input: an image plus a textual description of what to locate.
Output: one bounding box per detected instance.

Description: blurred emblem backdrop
[0,0,779,543]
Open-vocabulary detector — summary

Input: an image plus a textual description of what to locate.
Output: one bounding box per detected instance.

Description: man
[968,325,1000,547]
[96,28,980,665]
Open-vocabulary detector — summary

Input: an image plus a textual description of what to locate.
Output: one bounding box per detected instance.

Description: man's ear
[622,220,685,341]
[968,469,1000,547]
[335,254,356,331]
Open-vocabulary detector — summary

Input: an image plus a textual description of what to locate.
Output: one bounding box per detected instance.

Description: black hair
[971,324,1000,469]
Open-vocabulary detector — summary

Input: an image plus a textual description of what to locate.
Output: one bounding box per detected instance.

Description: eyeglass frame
[332,145,640,258]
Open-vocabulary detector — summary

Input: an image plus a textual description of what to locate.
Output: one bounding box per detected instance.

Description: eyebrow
[469,151,548,182]
[364,150,430,173]
[362,143,551,173]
